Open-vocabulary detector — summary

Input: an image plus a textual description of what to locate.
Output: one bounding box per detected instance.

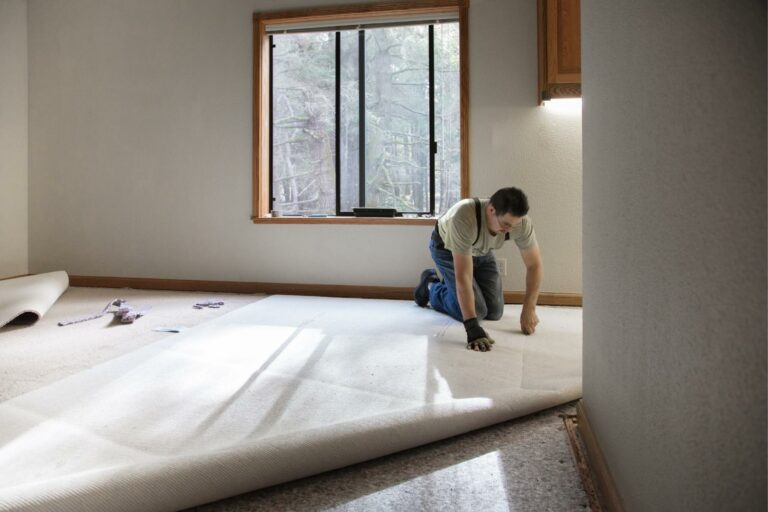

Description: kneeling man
[414,187,543,351]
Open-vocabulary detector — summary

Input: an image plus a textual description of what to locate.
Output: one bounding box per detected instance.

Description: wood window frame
[252,0,469,225]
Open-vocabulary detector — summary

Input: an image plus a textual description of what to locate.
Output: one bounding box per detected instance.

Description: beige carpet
[0,292,581,512]
[0,287,260,401]
[0,272,68,328]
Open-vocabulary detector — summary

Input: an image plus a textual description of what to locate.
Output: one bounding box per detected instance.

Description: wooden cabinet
[537,0,581,104]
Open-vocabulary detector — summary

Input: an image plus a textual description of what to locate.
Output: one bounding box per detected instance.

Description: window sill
[251,215,437,226]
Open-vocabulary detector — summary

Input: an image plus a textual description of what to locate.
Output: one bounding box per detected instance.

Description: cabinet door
[538,0,581,103]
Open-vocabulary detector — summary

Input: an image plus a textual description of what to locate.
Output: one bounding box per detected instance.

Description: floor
[189,403,589,512]
[0,287,589,511]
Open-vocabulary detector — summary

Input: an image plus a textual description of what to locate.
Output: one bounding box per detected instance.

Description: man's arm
[519,244,543,334]
[453,252,495,351]
[452,252,476,320]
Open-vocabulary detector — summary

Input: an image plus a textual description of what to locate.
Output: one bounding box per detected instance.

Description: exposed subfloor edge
[563,413,602,511]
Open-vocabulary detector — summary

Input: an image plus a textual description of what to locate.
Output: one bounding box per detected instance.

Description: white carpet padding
[0,295,581,512]
[0,271,69,328]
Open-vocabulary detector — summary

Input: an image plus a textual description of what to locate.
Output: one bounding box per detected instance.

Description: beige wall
[0,0,29,278]
[582,1,766,510]
[27,0,581,292]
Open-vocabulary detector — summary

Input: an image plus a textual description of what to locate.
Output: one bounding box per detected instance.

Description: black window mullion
[428,25,436,216]
[358,29,366,208]
[335,32,341,215]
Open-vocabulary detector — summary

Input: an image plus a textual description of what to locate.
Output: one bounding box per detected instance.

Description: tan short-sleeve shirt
[437,198,537,256]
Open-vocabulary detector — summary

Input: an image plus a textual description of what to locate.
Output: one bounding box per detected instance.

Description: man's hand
[520,306,539,335]
[463,318,495,352]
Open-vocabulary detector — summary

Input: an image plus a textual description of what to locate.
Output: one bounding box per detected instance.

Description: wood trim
[252,216,437,226]
[252,0,469,219]
[576,401,626,512]
[70,276,412,299]
[252,14,261,218]
[0,273,32,281]
[259,0,460,24]
[504,291,581,306]
[545,83,581,99]
[253,14,270,218]
[69,275,581,306]
[537,0,545,105]
[458,0,469,197]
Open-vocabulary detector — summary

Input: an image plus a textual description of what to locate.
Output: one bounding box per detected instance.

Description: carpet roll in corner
[0,271,69,328]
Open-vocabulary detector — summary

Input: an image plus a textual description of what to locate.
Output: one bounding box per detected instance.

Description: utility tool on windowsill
[352,207,399,217]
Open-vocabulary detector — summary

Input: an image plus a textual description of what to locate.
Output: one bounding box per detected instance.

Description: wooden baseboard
[69,275,582,306]
[576,401,626,512]
[0,273,31,281]
[504,291,581,306]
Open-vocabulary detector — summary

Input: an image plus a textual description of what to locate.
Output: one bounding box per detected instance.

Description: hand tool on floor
[193,300,224,309]
[58,299,149,326]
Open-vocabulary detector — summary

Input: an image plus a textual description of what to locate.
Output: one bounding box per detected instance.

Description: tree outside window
[270,22,460,217]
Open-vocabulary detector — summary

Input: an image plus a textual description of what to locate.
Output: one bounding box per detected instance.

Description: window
[253,1,469,222]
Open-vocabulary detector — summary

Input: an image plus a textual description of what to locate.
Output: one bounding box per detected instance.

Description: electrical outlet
[497,258,507,276]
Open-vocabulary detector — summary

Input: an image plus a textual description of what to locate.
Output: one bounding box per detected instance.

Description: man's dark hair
[489,187,529,217]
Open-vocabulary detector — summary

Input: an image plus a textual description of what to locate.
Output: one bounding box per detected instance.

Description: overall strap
[472,198,482,245]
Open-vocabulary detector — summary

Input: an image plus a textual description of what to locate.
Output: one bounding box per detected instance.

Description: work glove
[463,317,495,352]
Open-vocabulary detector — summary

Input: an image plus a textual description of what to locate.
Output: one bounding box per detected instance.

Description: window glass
[339,30,360,212]
[272,32,336,215]
[364,26,429,212]
[270,22,459,217]
[434,22,461,214]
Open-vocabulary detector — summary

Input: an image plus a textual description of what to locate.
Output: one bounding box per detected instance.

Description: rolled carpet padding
[0,271,69,328]
[0,295,581,511]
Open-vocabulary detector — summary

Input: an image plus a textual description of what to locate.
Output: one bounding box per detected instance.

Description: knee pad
[484,308,503,321]
[484,294,504,320]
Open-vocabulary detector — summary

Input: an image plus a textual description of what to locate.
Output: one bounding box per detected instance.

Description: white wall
[0,0,28,278]
[28,0,581,292]
[582,1,766,510]
[470,0,582,293]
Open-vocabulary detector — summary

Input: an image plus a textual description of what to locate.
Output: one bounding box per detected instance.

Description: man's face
[489,206,522,234]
